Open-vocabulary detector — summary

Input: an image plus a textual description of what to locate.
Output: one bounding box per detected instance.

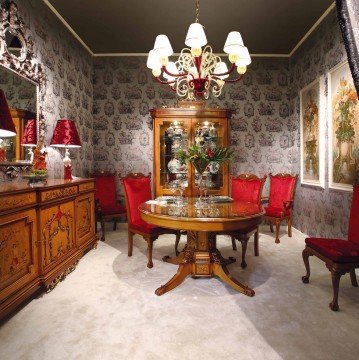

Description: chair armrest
[283,200,293,211]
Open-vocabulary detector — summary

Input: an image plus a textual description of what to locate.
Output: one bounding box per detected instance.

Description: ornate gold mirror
[0,0,46,178]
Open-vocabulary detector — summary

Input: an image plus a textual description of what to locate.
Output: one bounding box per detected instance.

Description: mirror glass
[4,28,26,60]
[0,65,37,163]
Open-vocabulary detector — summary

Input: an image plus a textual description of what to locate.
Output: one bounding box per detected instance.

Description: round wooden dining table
[139,198,264,296]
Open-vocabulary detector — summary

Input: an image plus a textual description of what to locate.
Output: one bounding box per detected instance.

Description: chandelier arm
[212,74,244,83]
[162,65,186,78]
[211,63,236,77]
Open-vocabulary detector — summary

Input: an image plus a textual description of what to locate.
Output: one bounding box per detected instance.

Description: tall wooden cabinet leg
[128,230,133,257]
[329,269,342,311]
[302,248,311,283]
[254,228,259,256]
[231,236,237,251]
[350,269,358,287]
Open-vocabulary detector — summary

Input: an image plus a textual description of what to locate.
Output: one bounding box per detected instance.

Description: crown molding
[43,0,335,59]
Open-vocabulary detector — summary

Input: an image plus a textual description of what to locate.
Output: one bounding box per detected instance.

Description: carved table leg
[155,264,192,296]
[213,263,255,297]
[162,252,184,265]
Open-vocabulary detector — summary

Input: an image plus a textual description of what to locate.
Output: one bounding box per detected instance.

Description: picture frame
[328,61,359,191]
[299,76,325,188]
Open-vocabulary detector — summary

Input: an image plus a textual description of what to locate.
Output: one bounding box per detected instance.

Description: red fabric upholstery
[94,175,125,215]
[305,237,359,263]
[268,176,296,209]
[348,185,359,245]
[131,219,162,233]
[122,176,152,225]
[264,206,290,218]
[231,178,264,205]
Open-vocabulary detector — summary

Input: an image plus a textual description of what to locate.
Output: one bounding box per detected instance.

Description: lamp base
[64,165,72,180]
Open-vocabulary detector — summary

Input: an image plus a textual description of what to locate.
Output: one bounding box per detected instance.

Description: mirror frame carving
[0,0,46,141]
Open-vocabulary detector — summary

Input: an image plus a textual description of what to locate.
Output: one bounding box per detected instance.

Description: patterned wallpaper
[13,0,93,178]
[92,57,292,197]
[290,9,353,238]
[347,0,359,52]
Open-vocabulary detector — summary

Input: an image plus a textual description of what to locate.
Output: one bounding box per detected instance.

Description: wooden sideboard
[0,178,97,321]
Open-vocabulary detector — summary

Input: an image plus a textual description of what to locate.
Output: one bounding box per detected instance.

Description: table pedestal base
[155,231,255,297]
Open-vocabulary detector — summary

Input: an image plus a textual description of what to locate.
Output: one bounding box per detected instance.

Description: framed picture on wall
[328,61,359,191]
[299,76,325,187]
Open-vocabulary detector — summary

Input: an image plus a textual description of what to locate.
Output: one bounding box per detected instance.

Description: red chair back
[231,174,266,205]
[93,172,117,209]
[121,173,152,225]
[348,184,359,244]
[268,173,298,209]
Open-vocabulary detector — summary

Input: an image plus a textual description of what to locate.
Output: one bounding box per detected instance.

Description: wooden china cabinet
[151,102,231,198]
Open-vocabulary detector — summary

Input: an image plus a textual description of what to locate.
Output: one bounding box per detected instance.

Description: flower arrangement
[304,96,318,134]
[334,79,358,142]
[175,144,233,174]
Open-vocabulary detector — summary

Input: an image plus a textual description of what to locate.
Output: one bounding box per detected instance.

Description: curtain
[336,0,359,93]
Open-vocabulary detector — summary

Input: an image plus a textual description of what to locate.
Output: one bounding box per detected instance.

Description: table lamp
[21,119,37,162]
[50,119,82,180]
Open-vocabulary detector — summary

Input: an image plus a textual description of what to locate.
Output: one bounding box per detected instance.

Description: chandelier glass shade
[147,0,251,100]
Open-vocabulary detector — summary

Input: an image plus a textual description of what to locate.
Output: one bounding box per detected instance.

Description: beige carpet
[0,225,358,360]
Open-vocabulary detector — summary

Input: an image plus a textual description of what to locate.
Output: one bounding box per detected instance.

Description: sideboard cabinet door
[76,192,95,248]
[0,209,39,304]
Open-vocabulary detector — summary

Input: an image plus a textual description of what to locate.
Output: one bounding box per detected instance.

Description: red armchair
[92,171,126,241]
[264,173,298,243]
[228,174,266,268]
[302,184,359,311]
[121,173,181,268]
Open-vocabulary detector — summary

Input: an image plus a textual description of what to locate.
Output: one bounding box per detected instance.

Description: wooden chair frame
[302,246,358,311]
[91,171,126,241]
[229,173,267,268]
[264,173,298,244]
[121,172,181,268]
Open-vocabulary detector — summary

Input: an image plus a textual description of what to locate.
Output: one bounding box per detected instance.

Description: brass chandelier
[146,0,251,100]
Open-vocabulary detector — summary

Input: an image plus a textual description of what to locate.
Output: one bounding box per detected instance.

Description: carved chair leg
[175,231,181,256]
[302,248,311,283]
[240,237,249,269]
[275,220,281,244]
[231,236,237,251]
[269,222,274,233]
[254,228,259,256]
[100,218,105,241]
[145,237,155,269]
[288,216,292,237]
[128,231,134,257]
[329,268,342,311]
[113,220,117,231]
[350,269,358,287]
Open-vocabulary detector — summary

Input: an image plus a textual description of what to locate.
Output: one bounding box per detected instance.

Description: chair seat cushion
[305,237,359,263]
[131,219,164,234]
[264,206,290,218]
[99,203,126,215]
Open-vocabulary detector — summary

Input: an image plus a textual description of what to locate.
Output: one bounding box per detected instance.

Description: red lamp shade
[21,119,37,146]
[0,89,16,137]
[50,119,82,148]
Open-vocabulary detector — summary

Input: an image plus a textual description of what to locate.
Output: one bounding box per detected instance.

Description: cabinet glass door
[158,119,191,196]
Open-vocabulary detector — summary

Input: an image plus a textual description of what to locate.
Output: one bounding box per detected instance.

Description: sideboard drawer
[0,192,36,212]
[79,182,94,192]
[40,186,78,203]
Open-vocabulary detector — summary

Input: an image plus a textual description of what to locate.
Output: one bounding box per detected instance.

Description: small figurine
[32,141,47,172]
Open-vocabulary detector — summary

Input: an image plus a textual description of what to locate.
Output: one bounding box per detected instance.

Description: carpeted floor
[0,225,358,360]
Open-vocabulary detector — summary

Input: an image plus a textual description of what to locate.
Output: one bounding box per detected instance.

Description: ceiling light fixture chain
[147,1,251,100]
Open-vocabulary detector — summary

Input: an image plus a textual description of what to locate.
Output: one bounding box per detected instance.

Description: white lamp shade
[224,31,244,54]
[163,61,178,81]
[235,46,251,66]
[185,23,207,48]
[146,50,161,69]
[214,62,229,79]
[153,34,173,57]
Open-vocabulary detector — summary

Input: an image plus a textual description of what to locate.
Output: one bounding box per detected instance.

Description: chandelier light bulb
[229,54,239,64]
[160,56,169,66]
[152,68,161,77]
[191,47,202,57]
[237,66,247,74]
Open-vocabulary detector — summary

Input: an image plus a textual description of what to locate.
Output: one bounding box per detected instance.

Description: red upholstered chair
[264,173,298,243]
[92,171,126,241]
[302,184,359,311]
[121,173,181,268]
[228,174,266,268]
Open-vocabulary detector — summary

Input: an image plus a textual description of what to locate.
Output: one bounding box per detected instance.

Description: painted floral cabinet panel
[0,209,39,302]
[40,201,76,270]
[76,192,95,247]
